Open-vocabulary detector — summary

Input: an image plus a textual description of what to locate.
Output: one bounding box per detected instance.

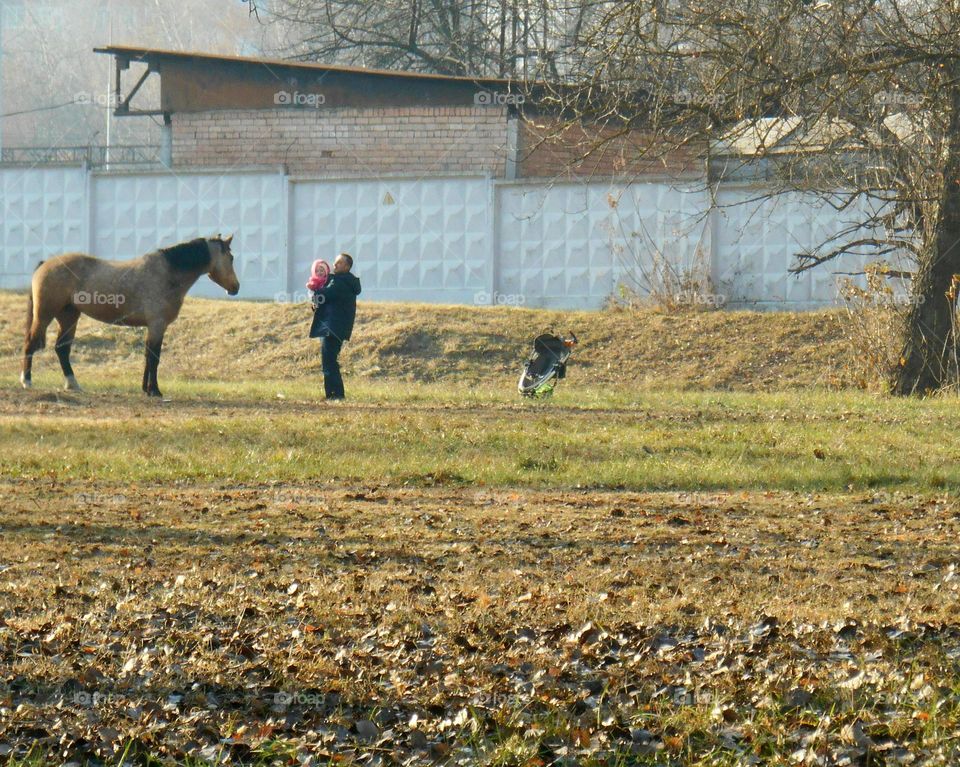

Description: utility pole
[0,1,5,156]
[105,0,112,168]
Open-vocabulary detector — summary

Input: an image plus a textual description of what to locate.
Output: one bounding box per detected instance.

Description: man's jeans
[321,336,345,399]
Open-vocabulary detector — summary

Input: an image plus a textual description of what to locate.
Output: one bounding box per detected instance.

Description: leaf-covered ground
[3,481,960,765]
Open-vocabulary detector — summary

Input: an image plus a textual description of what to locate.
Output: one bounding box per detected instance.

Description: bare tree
[530,0,960,395]
[258,0,599,78]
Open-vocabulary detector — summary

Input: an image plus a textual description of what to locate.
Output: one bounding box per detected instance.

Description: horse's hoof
[64,376,83,392]
[20,374,31,389]
[146,389,163,398]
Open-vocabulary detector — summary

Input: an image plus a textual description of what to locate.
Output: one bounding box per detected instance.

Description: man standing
[309,253,361,400]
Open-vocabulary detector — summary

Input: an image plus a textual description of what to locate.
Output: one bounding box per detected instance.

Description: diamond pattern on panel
[611,183,711,303]
[497,182,709,309]
[291,178,491,303]
[714,189,889,307]
[0,168,86,287]
[0,168,912,307]
[93,172,286,299]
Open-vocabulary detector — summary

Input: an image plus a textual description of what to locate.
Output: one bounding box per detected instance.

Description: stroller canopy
[518,330,578,397]
[527,334,568,377]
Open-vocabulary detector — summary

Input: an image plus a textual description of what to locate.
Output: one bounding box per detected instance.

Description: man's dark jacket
[309,271,362,341]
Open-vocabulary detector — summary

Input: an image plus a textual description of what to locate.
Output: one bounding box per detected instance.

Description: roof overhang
[95,45,537,116]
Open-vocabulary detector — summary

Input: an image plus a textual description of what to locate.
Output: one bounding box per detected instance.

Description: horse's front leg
[143,326,166,397]
[55,306,83,392]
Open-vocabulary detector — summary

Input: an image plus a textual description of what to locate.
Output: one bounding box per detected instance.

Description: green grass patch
[2,373,958,492]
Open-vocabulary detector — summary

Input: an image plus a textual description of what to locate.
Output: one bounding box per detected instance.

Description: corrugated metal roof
[712,115,877,156]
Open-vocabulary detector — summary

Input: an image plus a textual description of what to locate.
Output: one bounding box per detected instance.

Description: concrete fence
[0,165,904,309]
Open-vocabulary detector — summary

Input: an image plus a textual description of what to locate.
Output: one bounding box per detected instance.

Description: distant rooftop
[95,45,543,116]
[94,45,529,87]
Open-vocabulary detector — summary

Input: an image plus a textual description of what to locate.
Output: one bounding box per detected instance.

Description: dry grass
[0,291,851,391]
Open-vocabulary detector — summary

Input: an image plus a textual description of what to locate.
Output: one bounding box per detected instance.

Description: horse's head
[208,234,240,296]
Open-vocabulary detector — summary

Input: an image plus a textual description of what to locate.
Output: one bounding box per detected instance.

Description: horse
[21,235,239,398]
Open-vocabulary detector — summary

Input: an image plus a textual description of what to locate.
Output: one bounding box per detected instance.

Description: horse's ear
[224,234,234,247]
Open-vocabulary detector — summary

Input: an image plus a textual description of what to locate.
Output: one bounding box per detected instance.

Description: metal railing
[0,145,163,168]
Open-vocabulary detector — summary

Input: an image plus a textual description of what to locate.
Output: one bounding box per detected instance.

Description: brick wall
[518,117,703,179]
[172,106,510,176]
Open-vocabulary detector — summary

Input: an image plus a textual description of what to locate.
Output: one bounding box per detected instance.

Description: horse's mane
[160,238,211,272]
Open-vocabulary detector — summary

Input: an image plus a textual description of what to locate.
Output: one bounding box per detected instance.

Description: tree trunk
[894,242,960,395]
[892,79,960,396]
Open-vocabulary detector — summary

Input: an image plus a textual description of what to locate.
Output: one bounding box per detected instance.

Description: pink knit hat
[306,259,330,290]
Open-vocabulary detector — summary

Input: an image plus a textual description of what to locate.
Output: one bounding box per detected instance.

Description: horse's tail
[24,261,43,352]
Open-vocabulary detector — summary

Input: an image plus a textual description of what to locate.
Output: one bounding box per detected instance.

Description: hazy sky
[1,0,277,148]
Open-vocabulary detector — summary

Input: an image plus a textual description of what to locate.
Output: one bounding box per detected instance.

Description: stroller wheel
[518,368,556,397]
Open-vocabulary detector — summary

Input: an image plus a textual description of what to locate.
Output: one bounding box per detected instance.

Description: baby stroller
[518,330,578,398]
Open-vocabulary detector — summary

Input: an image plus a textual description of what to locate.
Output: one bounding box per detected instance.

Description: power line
[0,100,79,119]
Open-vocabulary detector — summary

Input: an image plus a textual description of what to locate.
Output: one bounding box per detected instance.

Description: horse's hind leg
[21,293,54,389]
[55,305,82,392]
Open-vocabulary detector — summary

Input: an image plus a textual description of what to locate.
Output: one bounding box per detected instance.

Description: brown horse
[21,235,239,397]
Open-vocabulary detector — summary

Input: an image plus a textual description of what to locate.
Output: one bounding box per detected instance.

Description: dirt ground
[3,480,960,764]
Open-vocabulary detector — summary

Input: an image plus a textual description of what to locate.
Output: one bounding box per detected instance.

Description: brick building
[96,46,700,180]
